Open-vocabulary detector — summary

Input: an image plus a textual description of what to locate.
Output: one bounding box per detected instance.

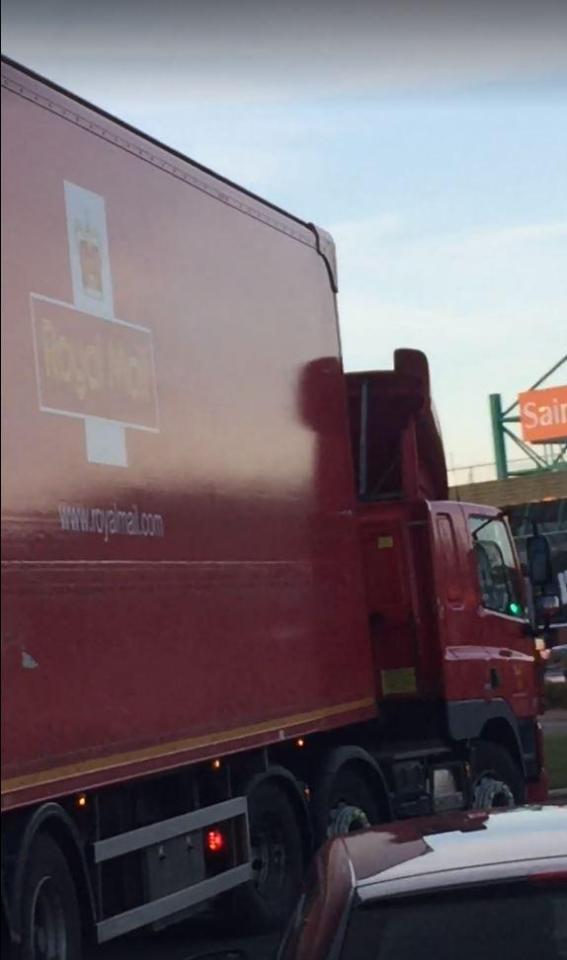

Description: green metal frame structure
[490,355,567,480]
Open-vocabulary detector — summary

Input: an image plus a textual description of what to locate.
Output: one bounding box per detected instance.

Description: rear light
[529,870,567,884]
[206,829,226,853]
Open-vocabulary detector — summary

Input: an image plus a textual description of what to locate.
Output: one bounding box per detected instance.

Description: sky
[2,0,567,473]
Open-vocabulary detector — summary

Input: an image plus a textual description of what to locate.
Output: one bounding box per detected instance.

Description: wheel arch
[9,802,96,946]
[314,745,393,826]
[479,716,524,775]
[447,699,526,776]
[238,764,313,865]
[1,867,15,948]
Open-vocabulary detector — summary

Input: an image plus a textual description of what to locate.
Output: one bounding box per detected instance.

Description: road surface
[541,708,567,735]
[88,918,280,960]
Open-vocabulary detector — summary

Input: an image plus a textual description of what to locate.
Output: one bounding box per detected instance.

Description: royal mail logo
[31,182,159,467]
[32,301,158,429]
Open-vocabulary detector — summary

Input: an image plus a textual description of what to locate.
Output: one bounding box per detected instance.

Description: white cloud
[329,214,405,247]
[3,0,567,104]
[330,215,567,465]
[331,215,567,307]
[469,221,567,246]
[337,293,565,467]
[332,216,567,253]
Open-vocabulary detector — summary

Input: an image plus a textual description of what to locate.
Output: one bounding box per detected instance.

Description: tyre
[221,781,304,933]
[470,741,525,809]
[19,833,82,960]
[312,763,382,846]
[2,911,13,960]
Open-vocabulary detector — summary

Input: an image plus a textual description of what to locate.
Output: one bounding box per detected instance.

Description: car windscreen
[340,882,567,960]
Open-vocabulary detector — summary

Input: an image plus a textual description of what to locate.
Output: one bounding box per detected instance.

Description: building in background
[450,357,566,639]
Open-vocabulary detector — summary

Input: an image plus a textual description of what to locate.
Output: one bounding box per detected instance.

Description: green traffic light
[508,601,523,616]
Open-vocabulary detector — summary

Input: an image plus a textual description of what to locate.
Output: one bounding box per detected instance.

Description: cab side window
[469,517,523,616]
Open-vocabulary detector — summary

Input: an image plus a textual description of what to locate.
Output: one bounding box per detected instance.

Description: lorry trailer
[1,57,550,958]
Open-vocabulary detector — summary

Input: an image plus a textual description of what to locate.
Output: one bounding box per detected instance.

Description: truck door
[433,508,483,701]
[468,514,535,710]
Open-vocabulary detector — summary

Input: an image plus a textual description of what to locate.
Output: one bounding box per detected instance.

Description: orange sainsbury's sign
[519,385,567,444]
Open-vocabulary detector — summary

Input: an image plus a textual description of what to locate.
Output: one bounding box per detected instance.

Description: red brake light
[207,829,226,853]
[529,870,567,884]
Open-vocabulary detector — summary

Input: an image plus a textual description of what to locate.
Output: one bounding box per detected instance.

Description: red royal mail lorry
[1,58,555,958]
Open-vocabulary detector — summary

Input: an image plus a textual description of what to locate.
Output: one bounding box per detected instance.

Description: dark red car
[277,806,567,960]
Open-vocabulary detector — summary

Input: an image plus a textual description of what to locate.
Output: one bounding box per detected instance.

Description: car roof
[333,806,567,900]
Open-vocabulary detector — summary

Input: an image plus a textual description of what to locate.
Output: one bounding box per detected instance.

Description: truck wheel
[2,911,12,959]
[313,764,381,845]
[224,781,304,933]
[470,741,525,809]
[19,833,82,960]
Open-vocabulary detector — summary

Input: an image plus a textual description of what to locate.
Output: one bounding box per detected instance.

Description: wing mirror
[526,534,553,587]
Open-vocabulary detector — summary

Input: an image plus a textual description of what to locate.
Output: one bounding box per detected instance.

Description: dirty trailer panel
[1,62,376,811]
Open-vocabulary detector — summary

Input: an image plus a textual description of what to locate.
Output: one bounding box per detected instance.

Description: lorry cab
[356,497,535,704]
[346,352,542,790]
